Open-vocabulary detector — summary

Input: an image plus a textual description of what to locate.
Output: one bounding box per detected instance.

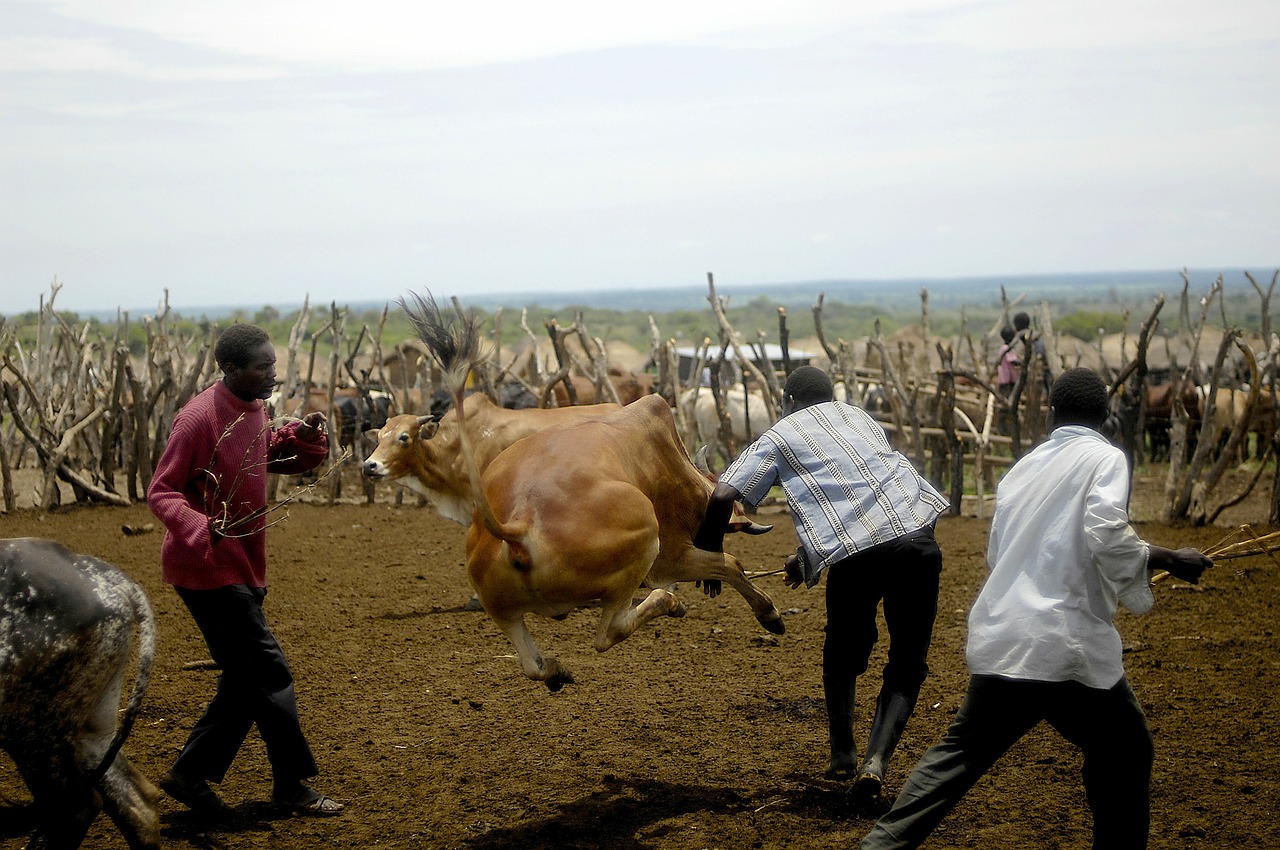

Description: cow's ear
[364,428,380,443]
[420,421,440,440]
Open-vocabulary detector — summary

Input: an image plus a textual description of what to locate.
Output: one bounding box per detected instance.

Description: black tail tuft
[398,291,487,391]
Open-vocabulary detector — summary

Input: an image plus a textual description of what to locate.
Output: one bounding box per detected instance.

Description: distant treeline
[4,268,1275,357]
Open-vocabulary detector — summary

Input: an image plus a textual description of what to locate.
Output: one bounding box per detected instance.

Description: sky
[2,0,1278,316]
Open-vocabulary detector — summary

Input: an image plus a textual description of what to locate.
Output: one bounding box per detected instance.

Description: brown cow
[548,370,657,407]
[1144,380,1201,461]
[271,386,395,452]
[361,395,623,524]
[463,395,785,689]
[398,292,782,690]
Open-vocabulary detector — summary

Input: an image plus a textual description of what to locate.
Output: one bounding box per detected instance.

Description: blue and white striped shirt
[721,401,949,587]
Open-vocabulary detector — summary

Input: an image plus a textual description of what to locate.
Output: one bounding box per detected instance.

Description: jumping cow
[0,538,159,849]
[401,293,784,690]
[362,394,623,524]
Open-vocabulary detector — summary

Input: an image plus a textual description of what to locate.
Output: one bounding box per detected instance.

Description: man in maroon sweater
[148,323,344,817]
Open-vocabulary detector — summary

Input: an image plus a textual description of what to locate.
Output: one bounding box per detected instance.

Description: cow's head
[361,414,443,483]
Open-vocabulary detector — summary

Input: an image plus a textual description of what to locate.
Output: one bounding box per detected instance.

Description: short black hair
[1000,325,1015,344]
[214,323,270,369]
[1012,312,1031,331]
[784,366,834,406]
[1049,367,1108,427]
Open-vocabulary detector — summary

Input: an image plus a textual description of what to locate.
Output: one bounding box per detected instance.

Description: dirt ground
[1,469,1278,850]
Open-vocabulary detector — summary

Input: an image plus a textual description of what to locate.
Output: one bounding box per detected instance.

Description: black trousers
[823,528,943,700]
[861,675,1154,849]
[172,584,318,784]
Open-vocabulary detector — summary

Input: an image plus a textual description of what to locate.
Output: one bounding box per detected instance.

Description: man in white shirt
[859,367,1211,850]
[696,366,949,804]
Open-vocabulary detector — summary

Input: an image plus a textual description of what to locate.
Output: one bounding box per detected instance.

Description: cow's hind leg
[12,746,99,850]
[75,635,160,849]
[97,755,160,850]
[494,614,575,691]
[590,536,681,651]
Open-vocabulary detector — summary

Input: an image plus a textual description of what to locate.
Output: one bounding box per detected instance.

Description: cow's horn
[743,521,773,535]
[693,445,713,475]
[416,414,434,425]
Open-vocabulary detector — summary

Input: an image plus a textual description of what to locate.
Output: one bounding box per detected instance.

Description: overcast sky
[3,0,1277,316]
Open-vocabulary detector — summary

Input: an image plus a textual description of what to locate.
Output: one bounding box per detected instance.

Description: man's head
[1000,325,1015,345]
[215,323,276,401]
[1012,312,1031,332]
[1048,367,1108,430]
[782,366,834,415]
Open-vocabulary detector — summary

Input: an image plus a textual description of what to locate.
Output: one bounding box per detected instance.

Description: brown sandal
[274,788,345,817]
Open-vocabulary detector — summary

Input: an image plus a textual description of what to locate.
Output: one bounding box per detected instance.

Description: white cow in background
[679,387,774,464]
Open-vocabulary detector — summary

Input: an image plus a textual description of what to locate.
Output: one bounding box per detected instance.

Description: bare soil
[0,470,1277,850]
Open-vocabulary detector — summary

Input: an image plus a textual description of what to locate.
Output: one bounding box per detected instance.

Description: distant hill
[87,267,1266,321]
[334,268,1251,314]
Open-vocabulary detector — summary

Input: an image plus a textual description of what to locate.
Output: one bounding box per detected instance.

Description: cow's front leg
[658,548,785,635]
[495,614,574,691]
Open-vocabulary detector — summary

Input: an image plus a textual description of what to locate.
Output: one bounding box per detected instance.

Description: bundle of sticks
[1151,524,1280,584]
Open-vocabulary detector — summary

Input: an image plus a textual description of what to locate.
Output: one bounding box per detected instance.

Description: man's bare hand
[784,552,804,589]
[1150,545,1213,585]
[296,411,326,440]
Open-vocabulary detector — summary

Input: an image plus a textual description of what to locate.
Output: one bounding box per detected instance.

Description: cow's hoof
[463,595,484,612]
[545,671,575,692]
[666,598,687,618]
[758,613,786,635]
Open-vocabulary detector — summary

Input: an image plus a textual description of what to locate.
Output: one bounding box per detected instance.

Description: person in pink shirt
[995,325,1020,398]
[148,323,344,818]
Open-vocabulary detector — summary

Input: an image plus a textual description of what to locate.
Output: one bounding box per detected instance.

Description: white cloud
[32,0,961,70]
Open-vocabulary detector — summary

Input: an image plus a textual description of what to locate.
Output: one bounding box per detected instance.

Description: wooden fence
[3,273,1278,525]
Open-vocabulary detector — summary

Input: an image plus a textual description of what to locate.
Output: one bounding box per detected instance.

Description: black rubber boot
[855,690,916,802]
[823,670,857,780]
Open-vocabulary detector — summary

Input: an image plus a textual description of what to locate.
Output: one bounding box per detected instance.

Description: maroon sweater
[148,380,328,590]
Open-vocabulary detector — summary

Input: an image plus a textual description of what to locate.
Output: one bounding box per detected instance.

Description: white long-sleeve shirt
[966,425,1152,689]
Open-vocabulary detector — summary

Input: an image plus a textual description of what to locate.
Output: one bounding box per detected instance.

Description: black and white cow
[0,538,159,849]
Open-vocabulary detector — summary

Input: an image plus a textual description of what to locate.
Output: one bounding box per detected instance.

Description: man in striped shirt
[696,366,948,804]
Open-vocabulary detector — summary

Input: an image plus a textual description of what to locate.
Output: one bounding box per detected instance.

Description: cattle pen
[2,273,1279,849]
[3,273,1278,526]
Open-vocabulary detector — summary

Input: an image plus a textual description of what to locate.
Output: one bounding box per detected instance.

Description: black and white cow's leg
[11,745,100,850]
[96,754,161,850]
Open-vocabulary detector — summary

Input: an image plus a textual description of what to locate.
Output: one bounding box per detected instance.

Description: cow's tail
[400,291,525,544]
[89,572,157,787]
